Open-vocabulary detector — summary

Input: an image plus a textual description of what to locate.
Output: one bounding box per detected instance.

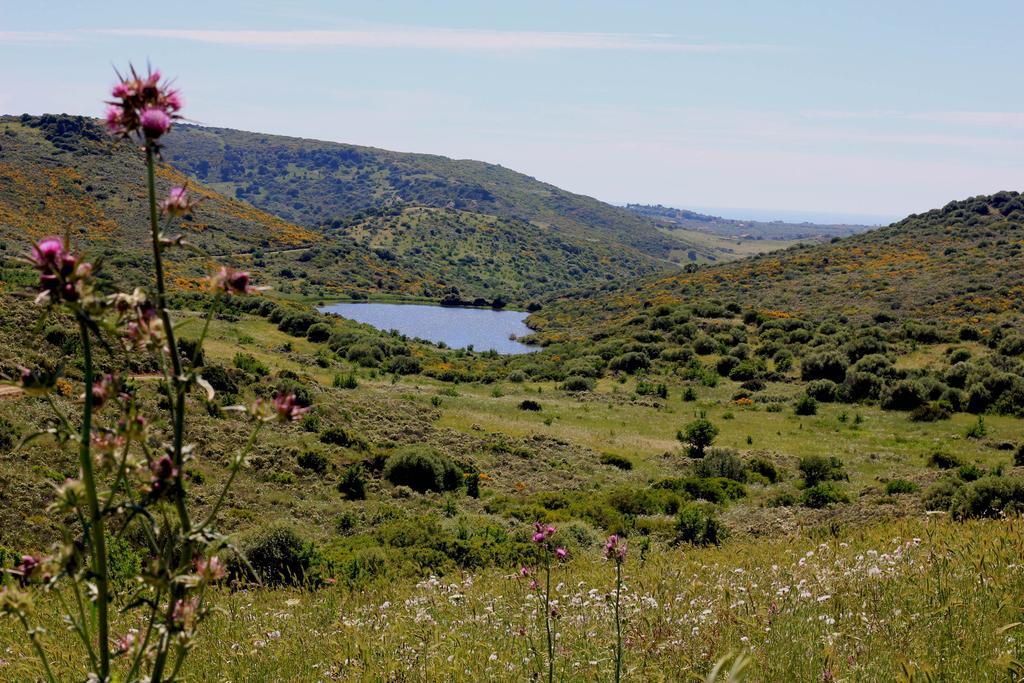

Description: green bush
[338,464,367,500]
[561,375,596,392]
[244,525,322,587]
[385,355,421,375]
[608,352,650,374]
[799,455,847,487]
[881,380,927,411]
[333,372,358,389]
[885,479,917,495]
[278,312,318,337]
[233,352,269,377]
[297,449,329,476]
[320,426,363,448]
[800,482,848,508]
[801,351,848,383]
[909,401,952,422]
[674,503,725,546]
[678,417,719,458]
[0,416,19,453]
[306,322,332,343]
[1015,443,1024,467]
[383,446,462,493]
[518,399,542,411]
[922,480,960,511]
[599,453,633,470]
[805,380,839,402]
[950,477,1024,519]
[747,456,781,484]
[794,395,818,416]
[695,448,746,482]
[927,451,964,470]
[346,341,386,367]
[957,464,985,482]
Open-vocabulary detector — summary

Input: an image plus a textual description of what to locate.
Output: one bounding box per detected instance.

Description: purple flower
[554,547,567,561]
[604,534,627,561]
[30,237,65,271]
[210,267,253,296]
[159,186,196,217]
[272,393,309,422]
[148,454,179,497]
[140,107,171,138]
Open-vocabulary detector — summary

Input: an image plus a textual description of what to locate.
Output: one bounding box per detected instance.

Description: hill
[160,124,720,263]
[534,191,1024,340]
[626,203,875,240]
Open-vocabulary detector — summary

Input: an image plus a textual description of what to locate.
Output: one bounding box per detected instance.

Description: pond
[318,302,537,355]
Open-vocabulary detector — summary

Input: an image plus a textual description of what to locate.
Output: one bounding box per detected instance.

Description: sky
[3,1,1023,224]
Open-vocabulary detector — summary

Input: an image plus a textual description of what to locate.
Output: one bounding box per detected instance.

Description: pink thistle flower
[272,393,309,422]
[30,237,65,271]
[91,373,119,409]
[171,597,199,630]
[210,267,253,296]
[148,454,179,497]
[159,186,197,217]
[532,532,546,543]
[164,89,183,111]
[113,632,136,654]
[604,534,627,562]
[195,556,226,581]
[140,107,171,138]
[520,566,531,577]
[111,82,132,98]
[554,547,567,561]
[105,104,124,133]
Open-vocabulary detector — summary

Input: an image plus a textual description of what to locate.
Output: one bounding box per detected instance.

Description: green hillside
[627,203,875,239]
[161,124,718,262]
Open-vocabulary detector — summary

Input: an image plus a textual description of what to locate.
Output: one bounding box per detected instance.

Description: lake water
[318,302,537,355]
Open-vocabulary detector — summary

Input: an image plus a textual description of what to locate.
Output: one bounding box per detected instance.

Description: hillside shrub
[927,451,964,470]
[885,479,918,495]
[244,525,322,587]
[747,456,781,484]
[806,380,839,402]
[561,375,596,392]
[798,454,847,487]
[320,426,362,448]
[385,355,421,375]
[278,312,318,336]
[881,379,926,411]
[297,449,329,476]
[801,351,847,383]
[233,352,269,377]
[337,464,367,500]
[910,401,952,422]
[383,446,462,493]
[678,417,719,458]
[346,341,386,367]
[922,480,960,511]
[518,399,542,411]
[695,448,746,482]
[801,482,849,508]
[600,453,633,470]
[674,503,725,546]
[609,352,650,374]
[950,477,1024,519]
[794,395,818,416]
[0,416,19,453]
[306,322,332,343]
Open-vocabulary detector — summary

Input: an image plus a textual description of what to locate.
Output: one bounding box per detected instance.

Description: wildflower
[147,454,179,497]
[520,567,531,578]
[113,632,136,654]
[555,547,568,561]
[106,65,182,141]
[90,373,120,409]
[272,393,309,422]
[159,186,199,217]
[15,555,41,584]
[195,556,226,582]
[171,597,199,631]
[18,366,58,396]
[51,477,87,512]
[26,237,93,306]
[209,267,253,296]
[604,534,627,562]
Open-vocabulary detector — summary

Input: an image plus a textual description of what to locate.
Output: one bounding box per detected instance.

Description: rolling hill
[531,191,1024,340]
[626,203,875,240]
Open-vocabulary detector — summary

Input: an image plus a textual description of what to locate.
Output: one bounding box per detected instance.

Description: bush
[801,351,848,383]
[333,372,358,389]
[747,456,781,484]
[681,386,697,402]
[600,453,633,470]
[518,399,542,411]
[385,355,421,375]
[306,322,332,343]
[278,312,318,337]
[695,448,746,482]
[383,446,462,493]
[958,464,985,482]
[800,482,848,508]
[794,395,818,416]
[909,401,952,422]
[881,380,926,411]
[805,380,839,402]
[320,426,362,448]
[233,352,269,377]
[1015,443,1024,467]
[674,503,725,546]
[244,525,321,587]
[885,479,917,495]
[922,480,960,511]
[609,352,650,374]
[950,477,1024,519]
[678,417,719,458]
[561,375,596,392]
[799,455,847,487]
[0,416,19,453]
[296,449,329,476]
[927,451,964,469]
[347,341,386,367]
[337,464,367,500]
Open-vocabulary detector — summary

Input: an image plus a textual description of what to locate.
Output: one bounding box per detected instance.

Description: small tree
[678,415,719,458]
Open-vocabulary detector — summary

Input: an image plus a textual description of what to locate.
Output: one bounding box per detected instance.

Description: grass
[2,515,1022,681]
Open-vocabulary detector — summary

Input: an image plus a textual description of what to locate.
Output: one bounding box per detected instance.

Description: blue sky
[3,1,1023,223]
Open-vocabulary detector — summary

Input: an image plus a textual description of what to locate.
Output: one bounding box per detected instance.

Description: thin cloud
[92,27,778,53]
[802,109,1024,128]
[0,31,78,44]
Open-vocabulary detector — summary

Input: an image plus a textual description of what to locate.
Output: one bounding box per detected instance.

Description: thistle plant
[604,534,627,683]
[523,522,567,683]
[0,64,296,682]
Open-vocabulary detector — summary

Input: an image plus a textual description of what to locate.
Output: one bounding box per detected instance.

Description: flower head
[147,454,179,497]
[604,534,627,562]
[554,547,568,561]
[272,393,309,422]
[209,267,253,296]
[159,186,199,217]
[26,237,94,307]
[106,65,182,141]
[195,556,227,582]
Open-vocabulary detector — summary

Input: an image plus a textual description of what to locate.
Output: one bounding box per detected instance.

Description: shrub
[320,426,362,448]
[678,417,719,458]
[747,456,781,484]
[927,451,964,469]
[801,351,847,383]
[600,453,633,470]
[909,401,952,422]
[881,379,926,411]
[798,455,847,487]
[801,482,848,508]
[333,372,359,389]
[794,395,818,416]
[674,503,725,546]
[278,312,318,337]
[244,525,321,587]
[695,448,746,482]
[564,355,606,378]
[518,399,542,411]
[306,322,332,343]
[338,464,367,500]
[950,477,1024,519]
[885,479,917,495]
[958,464,985,482]
[383,446,462,493]
[297,449,329,476]
[561,375,596,392]
[999,334,1024,357]
[609,352,650,374]
[0,416,19,453]
[806,380,839,402]
[681,386,697,402]
[347,341,386,367]
[385,355,421,375]
[233,352,269,377]
[1016,443,1024,467]
[922,480,960,511]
